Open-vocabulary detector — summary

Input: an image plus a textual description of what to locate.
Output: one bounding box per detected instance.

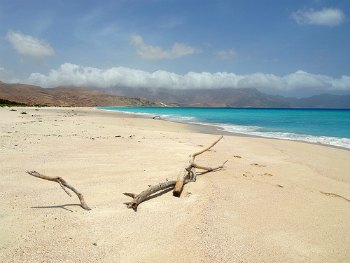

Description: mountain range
[1,81,349,108]
[0,82,156,107]
[105,86,350,108]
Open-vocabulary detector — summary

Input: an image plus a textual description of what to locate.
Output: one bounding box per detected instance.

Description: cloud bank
[130,35,199,59]
[292,8,346,27]
[26,63,350,95]
[6,31,55,60]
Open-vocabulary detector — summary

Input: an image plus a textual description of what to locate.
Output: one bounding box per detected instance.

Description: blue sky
[0,0,349,96]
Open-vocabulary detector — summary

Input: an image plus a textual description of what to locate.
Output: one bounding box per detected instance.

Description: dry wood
[26,170,91,210]
[124,180,177,211]
[124,136,227,210]
[173,168,190,196]
[173,136,225,197]
[191,167,197,182]
[192,135,224,159]
[192,160,228,172]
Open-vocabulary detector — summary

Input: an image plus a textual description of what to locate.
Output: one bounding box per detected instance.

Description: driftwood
[173,135,225,197]
[124,180,177,211]
[124,136,227,210]
[26,171,91,210]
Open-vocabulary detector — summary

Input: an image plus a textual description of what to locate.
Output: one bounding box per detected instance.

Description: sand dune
[0,107,349,262]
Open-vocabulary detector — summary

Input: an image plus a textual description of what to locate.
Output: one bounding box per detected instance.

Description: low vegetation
[0,98,27,107]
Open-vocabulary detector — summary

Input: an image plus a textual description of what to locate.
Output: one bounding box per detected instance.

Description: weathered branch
[26,171,91,211]
[190,167,197,182]
[173,168,191,197]
[124,136,227,210]
[124,180,177,211]
[192,160,228,172]
[192,135,223,159]
[173,136,225,197]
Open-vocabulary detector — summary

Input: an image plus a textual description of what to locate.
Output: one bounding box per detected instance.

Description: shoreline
[1,106,349,262]
[97,107,350,152]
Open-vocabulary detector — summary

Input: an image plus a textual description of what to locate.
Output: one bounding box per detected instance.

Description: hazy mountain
[1,81,349,108]
[293,94,350,109]
[0,82,156,107]
[104,86,350,108]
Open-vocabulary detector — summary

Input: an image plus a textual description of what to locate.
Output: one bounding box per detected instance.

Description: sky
[0,0,349,97]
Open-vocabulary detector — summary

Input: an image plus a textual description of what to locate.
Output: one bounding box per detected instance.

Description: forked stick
[173,136,224,197]
[26,171,91,210]
[124,136,227,210]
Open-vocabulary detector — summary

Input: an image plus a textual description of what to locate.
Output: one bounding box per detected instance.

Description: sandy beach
[0,106,349,263]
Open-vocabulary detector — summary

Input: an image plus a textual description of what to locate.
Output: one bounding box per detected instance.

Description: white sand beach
[0,107,349,263]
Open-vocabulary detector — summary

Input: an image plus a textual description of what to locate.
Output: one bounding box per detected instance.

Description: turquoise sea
[100,107,350,149]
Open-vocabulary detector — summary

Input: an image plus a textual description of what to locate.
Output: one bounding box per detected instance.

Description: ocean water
[100,107,350,149]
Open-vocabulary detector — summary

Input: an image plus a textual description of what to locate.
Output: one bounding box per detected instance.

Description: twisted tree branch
[26,171,91,211]
[173,136,224,197]
[124,136,227,210]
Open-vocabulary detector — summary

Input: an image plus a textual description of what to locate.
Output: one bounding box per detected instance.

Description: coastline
[0,106,349,262]
[98,107,350,151]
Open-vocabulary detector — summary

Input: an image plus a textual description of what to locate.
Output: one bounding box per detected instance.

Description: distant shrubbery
[0,98,27,107]
[0,99,47,107]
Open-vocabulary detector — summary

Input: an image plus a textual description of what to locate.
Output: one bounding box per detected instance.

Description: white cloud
[218,49,236,60]
[26,63,350,94]
[6,31,55,60]
[130,35,199,59]
[292,8,346,27]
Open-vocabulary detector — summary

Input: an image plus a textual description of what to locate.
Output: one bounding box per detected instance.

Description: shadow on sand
[31,203,82,212]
